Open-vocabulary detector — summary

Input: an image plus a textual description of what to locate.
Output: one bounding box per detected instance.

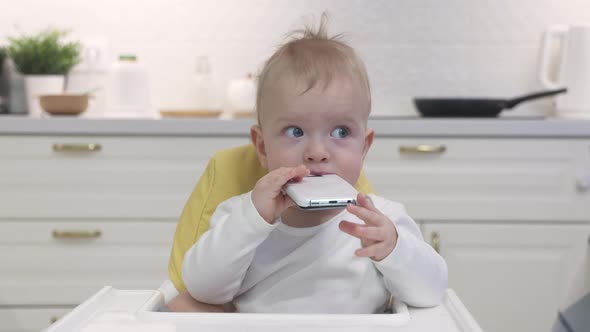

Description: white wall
[2,0,590,116]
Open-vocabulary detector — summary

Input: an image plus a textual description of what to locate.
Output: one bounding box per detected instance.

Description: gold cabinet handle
[50,316,60,324]
[431,232,440,253]
[52,143,102,152]
[52,230,102,239]
[399,144,446,154]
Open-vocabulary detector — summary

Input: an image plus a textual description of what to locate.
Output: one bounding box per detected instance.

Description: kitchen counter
[0,115,589,138]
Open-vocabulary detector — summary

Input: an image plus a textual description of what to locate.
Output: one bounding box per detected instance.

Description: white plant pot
[24,75,65,117]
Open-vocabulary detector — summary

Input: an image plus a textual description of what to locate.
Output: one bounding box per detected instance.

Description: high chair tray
[44,286,483,332]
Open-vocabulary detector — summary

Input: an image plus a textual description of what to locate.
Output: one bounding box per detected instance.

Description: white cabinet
[0,221,176,305]
[0,308,73,332]
[365,137,590,332]
[420,223,590,332]
[0,135,249,332]
[1,131,589,332]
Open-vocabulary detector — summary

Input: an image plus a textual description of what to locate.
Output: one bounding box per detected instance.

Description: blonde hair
[256,14,371,123]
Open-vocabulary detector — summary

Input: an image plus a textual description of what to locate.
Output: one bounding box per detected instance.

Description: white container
[24,75,64,117]
[540,24,590,119]
[106,54,153,118]
[194,55,216,111]
[224,73,256,118]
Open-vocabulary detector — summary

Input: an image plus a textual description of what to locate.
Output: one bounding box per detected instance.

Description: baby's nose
[304,141,329,162]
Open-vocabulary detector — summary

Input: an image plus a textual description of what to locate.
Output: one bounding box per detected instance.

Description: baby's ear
[363,128,374,157]
[250,125,268,168]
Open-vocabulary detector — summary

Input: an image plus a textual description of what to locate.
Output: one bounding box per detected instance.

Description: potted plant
[7,28,81,117]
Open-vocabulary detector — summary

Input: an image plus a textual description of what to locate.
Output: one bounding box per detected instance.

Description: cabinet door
[0,307,72,332]
[0,221,176,305]
[421,222,590,332]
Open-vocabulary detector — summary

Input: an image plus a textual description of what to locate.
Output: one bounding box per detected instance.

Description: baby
[176,16,448,313]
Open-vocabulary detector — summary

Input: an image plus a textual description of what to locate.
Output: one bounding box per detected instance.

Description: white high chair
[44,144,484,332]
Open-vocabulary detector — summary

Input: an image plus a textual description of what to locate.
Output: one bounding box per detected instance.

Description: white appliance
[540,24,590,119]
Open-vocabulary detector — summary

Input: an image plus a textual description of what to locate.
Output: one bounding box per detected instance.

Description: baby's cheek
[267,154,301,170]
[342,160,364,185]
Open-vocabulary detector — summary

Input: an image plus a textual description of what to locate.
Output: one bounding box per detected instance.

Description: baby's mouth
[308,171,332,176]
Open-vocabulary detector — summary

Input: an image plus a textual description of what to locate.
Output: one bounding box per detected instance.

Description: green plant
[7,29,81,75]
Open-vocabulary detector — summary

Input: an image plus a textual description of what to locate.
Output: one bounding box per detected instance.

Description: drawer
[0,307,73,332]
[0,136,249,158]
[0,136,249,218]
[0,221,175,305]
[366,138,590,221]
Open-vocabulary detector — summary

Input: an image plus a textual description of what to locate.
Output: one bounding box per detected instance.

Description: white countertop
[1,115,589,138]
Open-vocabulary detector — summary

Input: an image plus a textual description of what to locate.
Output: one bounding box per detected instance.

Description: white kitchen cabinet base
[44,286,483,332]
[0,307,73,332]
[422,222,590,332]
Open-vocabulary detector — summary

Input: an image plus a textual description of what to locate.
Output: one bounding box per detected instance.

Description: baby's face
[254,75,373,186]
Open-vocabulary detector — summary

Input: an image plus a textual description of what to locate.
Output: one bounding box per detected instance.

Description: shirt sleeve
[370,195,449,307]
[181,192,277,304]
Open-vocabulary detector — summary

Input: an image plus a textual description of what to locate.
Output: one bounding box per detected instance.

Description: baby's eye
[331,127,349,138]
[285,126,304,138]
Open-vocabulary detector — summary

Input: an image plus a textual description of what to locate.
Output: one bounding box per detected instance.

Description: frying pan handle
[504,88,567,109]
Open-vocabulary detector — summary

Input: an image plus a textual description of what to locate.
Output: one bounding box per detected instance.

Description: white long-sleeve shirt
[182,192,448,313]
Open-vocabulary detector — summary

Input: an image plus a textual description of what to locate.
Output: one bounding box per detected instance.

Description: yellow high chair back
[168,144,375,292]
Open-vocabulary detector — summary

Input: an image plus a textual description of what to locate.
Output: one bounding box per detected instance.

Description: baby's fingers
[357,194,381,211]
[354,241,391,261]
[264,165,309,190]
[347,195,385,227]
[288,164,310,181]
[278,165,310,184]
[252,165,309,224]
[339,221,386,242]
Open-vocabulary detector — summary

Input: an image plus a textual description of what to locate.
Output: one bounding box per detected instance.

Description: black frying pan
[414,88,567,117]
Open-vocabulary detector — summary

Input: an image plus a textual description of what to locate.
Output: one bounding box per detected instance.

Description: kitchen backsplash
[1,0,590,117]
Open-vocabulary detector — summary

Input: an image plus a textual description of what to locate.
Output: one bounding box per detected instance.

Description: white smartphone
[283,174,358,210]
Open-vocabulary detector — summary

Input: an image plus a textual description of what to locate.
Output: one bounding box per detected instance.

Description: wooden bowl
[39,94,89,116]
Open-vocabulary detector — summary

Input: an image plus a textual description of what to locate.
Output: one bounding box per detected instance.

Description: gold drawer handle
[431,232,440,253]
[52,230,102,239]
[52,143,102,152]
[399,144,446,154]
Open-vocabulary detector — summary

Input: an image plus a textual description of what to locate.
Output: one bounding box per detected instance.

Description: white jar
[225,73,256,118]
[194,55,216,111]
[106,54,153,118]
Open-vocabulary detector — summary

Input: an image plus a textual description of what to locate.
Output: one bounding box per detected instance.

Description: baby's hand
[338,194,398,261]
[251,165,310,224]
